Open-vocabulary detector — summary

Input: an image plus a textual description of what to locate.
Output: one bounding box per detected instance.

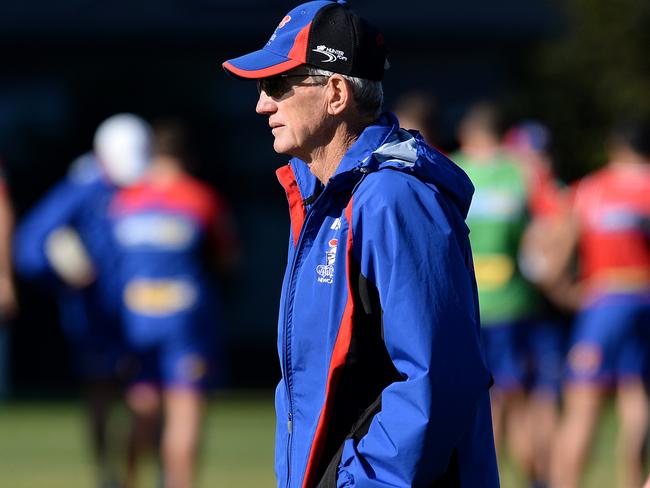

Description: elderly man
[223,1,499,487]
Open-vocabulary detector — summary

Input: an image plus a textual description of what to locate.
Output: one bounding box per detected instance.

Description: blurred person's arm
[519,165,584,311]
[520,207,583,311]
[0,183,17,321]
[14,178,95,289]
[44,227,95,288]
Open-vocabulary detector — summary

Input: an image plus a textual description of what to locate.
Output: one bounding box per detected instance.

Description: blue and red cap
[222,0,387,81]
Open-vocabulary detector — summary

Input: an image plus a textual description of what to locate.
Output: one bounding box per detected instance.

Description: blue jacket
[274,113,499,488]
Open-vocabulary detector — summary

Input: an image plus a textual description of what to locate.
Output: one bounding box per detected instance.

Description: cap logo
[277,15,291,29]
[312,45,347,63]
[267,15,292,46]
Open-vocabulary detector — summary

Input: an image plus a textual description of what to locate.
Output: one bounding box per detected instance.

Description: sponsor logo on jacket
[316,238,338,284]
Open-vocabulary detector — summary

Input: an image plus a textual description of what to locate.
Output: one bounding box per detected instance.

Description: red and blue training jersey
[108,173,235,345]
[573,164,650,295]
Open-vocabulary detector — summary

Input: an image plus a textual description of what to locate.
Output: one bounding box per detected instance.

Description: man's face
[255,69,331,159]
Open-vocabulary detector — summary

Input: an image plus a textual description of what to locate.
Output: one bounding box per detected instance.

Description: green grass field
[0,392,620,487]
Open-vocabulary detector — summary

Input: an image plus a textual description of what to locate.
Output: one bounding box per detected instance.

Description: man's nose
[256,91,277,115]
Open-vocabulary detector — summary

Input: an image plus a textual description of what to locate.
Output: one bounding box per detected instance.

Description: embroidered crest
[316,238,338,284]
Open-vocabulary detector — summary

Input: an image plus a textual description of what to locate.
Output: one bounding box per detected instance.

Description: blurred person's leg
[551,299,628,488]
[490,387,532,473]
[483,324,507,455]
[526,319,565,488]
[642,304,650,488]
[483,322,531,468]
[162,388,204,488]
[527,391,558,488]
[489,388,505,456]
[615,299,650,488]
[126,381,163,488]
[550,383,604,488]
[616,379,648,488]
[84,379,124,488]
[77,344,133,488]
[157,326,214,488]
[503,388,533,474]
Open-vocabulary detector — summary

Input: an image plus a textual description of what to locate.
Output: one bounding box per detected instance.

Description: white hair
[304,66,383,119]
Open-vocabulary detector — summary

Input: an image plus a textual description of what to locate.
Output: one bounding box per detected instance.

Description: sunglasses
[257,73,329,99]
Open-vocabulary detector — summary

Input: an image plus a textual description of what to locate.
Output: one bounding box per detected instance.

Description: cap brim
[222,48,304,79]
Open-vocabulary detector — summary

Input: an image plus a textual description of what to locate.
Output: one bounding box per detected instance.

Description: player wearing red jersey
[112,121,238,488]
[550,120,650,488]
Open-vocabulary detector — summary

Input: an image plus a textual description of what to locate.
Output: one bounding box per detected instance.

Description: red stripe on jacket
[302,200,355,488]
[276,165,306,247]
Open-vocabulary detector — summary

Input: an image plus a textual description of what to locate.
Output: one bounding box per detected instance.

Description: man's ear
[325,75,351,116]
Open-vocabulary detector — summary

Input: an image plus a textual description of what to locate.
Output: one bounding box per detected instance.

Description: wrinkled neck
[307,118,370,184]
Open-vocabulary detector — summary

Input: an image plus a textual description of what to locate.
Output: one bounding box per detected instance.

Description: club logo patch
[312,45,348,63]
[316,238,338,284]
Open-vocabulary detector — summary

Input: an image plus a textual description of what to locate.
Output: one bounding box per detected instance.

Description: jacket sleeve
[13,179,85,283]
[337,175,491,487]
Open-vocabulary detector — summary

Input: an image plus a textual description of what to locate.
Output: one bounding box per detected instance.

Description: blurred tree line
[518,0,650,182]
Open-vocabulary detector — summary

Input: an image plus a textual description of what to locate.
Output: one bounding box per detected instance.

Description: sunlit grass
[0,391,276,488]
[0,393,621,488]
[499,398,618,488]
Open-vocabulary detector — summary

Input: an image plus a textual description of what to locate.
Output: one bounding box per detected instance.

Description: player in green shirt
[453,102,539,481]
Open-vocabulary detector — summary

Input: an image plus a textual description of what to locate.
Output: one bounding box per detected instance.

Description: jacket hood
[285,112,474,218]
[366,113,475,218]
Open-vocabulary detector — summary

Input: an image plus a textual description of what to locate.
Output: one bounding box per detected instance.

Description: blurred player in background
[13,113,152,488]
[504,121,569,488]
[550,119,650,488]
[452,102,540,479]
[110,120,238,488]
[392,90,442,149]
[0,161,17,401]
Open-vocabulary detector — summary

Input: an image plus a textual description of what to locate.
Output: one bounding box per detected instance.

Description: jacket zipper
[281,168,364,487]
[282,187,329,488]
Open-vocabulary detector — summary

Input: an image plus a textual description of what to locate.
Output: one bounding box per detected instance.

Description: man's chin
[273,141,296,157]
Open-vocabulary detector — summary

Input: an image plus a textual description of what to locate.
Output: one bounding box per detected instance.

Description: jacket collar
[284,112,399,200]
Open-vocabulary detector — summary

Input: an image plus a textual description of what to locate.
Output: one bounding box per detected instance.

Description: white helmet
[93,113,152,187]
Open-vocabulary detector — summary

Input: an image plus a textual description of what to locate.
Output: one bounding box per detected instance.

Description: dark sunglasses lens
[258,77,286,98]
